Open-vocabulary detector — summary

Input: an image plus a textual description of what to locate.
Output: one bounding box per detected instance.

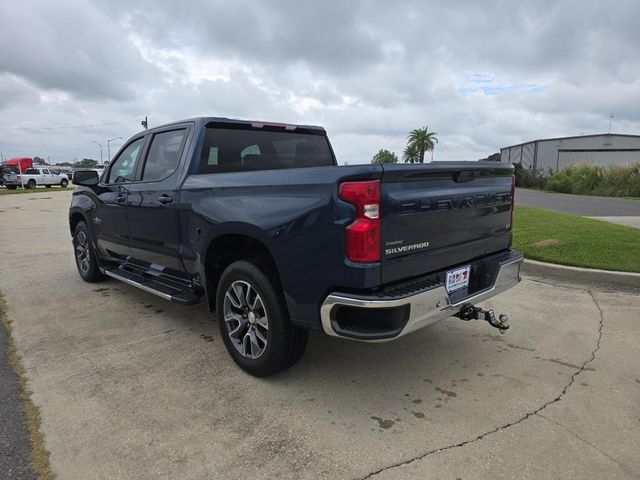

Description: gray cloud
[1,0,640,164]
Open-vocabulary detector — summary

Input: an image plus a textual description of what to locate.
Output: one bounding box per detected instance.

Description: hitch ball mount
[456,304,510,334]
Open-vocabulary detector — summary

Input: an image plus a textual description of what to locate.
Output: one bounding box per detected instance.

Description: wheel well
[69,212,85,236]
[205,234,280,311]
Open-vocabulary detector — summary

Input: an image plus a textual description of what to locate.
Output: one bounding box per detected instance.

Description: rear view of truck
[322,162,522,341]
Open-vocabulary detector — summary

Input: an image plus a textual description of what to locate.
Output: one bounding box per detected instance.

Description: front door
[41,168,54,185]
[126,126,189,270]
[92,136,146,261]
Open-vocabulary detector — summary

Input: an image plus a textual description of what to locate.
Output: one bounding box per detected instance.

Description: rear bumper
[320,250,523,342]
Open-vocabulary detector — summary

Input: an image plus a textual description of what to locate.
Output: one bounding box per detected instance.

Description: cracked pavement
[1,190,639,480]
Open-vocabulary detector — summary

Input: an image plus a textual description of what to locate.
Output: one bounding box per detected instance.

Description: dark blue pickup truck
[70,117,523,376]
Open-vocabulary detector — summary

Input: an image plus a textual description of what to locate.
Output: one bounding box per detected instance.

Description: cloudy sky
[1,0,639,165]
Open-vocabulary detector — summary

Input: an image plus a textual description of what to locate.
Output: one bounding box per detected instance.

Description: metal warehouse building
[500,133,640,172]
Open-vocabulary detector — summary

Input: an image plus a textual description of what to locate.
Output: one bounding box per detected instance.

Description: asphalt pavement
[0,309,36,480]
[1,190,640,480]
[515,188,640,216]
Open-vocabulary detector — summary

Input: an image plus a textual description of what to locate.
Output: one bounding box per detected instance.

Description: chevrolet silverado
[70,117,523,376]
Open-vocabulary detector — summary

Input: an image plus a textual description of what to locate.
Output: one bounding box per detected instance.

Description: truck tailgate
[380,162,514,284]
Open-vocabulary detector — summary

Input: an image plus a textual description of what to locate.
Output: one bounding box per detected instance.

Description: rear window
[24,168,39,174]
[198,126,335,174]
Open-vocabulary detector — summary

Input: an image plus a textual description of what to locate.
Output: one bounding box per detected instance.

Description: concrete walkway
[1,191,639,479]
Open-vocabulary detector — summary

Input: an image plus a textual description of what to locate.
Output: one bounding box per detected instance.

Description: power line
[0,119,139,131]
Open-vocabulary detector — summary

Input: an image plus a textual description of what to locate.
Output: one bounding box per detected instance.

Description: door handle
[158,194,174,204]
[116,194,126,204]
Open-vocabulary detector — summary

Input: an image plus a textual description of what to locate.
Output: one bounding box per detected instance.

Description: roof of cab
[147,116,326,133]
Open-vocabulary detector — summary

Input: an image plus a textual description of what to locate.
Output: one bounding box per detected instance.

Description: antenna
[608,113,614,133]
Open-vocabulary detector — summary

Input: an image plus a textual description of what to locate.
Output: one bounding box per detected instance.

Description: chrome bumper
[320,254,523,342]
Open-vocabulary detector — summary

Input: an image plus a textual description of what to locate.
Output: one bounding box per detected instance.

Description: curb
[522,259,640,291]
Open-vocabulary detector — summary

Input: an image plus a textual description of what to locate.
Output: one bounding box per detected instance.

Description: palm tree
[402,143,420,164]
[407,126,438,163]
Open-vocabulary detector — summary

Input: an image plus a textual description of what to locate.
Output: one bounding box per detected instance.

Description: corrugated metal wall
[501,134,640,172]
[522,143,535,169]
[536,141,558,171]
[558,150,640,170]
[509,147,520,164]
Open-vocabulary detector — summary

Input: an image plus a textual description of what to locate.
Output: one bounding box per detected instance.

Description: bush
[513,163,550,189]
[545,163,640,197]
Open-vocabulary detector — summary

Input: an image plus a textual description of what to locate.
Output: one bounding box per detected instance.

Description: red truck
[5,157,33,172]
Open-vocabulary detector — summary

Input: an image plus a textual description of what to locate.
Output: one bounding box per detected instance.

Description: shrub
[545,173,573,193]
[513,163,549,189]
[545,162,640,197]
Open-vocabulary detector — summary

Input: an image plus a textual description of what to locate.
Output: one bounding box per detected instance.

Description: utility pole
[107,136,123,162]
[92,140,103,163]
[141,116,148,130]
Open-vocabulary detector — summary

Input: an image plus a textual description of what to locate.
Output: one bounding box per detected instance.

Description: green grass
[513,206,640,273]
[0,186,73,195]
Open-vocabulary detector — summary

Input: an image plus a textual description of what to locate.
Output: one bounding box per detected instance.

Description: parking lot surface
[1,191,639,480]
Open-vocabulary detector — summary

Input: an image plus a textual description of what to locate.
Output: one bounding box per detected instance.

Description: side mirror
[73,170,99,186]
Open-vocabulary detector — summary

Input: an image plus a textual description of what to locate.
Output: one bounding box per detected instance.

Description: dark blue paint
[69,117,514,331]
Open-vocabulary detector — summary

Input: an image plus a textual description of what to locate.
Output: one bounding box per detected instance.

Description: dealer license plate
[446,265,470,293]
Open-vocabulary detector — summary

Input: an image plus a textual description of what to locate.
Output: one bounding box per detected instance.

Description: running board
[103,267,201,305]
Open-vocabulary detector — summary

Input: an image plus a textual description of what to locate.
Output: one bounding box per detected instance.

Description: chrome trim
[320,257,522,342]
[103,269,173,301]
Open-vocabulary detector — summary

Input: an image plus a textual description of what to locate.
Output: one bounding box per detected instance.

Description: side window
[107,138,145,183]
[142,129,186,182]
[42,169,50,174]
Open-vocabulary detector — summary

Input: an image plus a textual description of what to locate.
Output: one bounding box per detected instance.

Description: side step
[103,267,201,305]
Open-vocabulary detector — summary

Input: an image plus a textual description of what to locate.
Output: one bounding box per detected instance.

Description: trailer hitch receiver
[456,304,510,334]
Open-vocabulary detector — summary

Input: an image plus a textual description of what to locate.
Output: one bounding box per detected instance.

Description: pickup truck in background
[1,165,21,189]
[22,167,69,189]
[70,117,523,376]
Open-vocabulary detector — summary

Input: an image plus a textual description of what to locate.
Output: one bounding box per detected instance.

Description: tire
[60,178,68,188]
[73,222,106,283]
[7,185,17,190]
[216,260,308,377]
[26,179,36,189]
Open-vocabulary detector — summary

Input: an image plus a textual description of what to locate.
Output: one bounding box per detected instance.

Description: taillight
[509,174,515,230]
[16,175,21,181]
[338,180,381,263]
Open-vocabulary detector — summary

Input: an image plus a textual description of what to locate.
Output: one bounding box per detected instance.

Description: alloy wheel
[223,280,269,359]
[75,231,90,274]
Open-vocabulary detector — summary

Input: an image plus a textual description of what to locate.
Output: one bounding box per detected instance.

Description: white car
[21,167,69,189]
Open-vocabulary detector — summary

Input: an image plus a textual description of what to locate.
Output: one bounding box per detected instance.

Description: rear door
[380,163,514,284]
[125,125,191,270]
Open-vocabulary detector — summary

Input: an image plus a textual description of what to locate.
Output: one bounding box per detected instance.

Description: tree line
[371,126,438,164]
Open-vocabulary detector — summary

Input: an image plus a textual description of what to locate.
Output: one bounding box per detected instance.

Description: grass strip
[0,187,73,195]
[0,295,55,480]
[513,206,640,273]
